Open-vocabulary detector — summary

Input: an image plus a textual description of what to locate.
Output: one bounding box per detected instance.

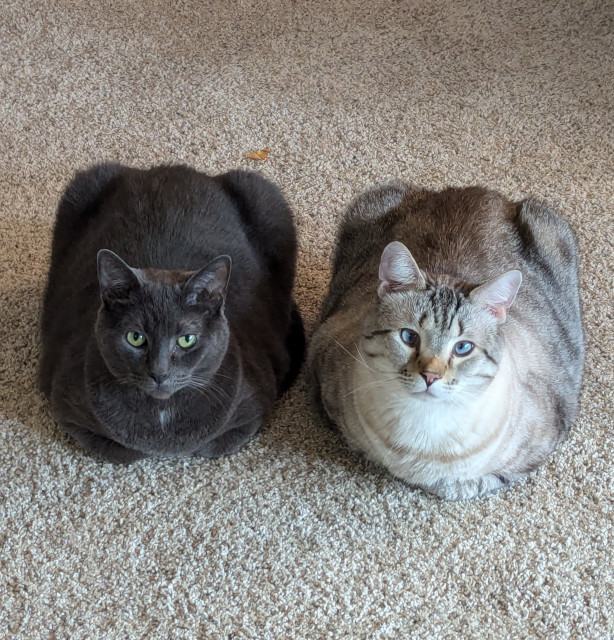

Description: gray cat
[308,184,584,500]
[40,163,304,463]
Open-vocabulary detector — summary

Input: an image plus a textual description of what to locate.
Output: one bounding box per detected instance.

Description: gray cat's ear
[470,270,522,322]
[97,249,141,302]
[378,241,425,297]
[184,255,232,307]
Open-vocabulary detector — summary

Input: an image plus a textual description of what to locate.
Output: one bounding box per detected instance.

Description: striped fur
[308,185,584,500]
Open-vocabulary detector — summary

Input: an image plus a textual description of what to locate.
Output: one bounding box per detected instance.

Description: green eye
[126,331,146,347]
[178,334,197,349]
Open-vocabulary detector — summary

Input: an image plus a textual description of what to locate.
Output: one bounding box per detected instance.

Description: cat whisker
[116,376,140,387]
[353,340,376,372]
[192,378,231,397]
[444,394,466,410]
[212,371,236,382]
[328,335,378,374]
[186,378,232,404]
[187,375,215,386]
[344,377,398,397]
[184,383,221,405]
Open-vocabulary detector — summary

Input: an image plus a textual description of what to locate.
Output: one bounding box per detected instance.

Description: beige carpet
[1,0,613,637]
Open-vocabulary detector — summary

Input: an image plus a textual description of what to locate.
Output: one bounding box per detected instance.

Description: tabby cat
[40,163,304,463]
[308,184,583,500]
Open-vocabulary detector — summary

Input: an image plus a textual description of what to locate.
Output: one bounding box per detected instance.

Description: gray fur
[40,164,305,463]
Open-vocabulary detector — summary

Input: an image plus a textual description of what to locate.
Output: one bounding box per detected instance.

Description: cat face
[95,250,231,400]
[361,242,522,401]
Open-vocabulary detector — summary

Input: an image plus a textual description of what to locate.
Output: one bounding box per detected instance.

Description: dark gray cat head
[95,249,231,400]
[362,241,522,400]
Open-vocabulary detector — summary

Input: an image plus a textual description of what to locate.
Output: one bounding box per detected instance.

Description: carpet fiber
[1,1,613,637]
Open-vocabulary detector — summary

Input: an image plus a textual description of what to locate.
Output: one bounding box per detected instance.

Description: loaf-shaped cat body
[40,164,304,462]
[309,185,583,499]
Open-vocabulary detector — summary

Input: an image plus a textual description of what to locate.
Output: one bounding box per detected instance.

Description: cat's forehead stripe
[415,286,466,334]
[449,295,463,330]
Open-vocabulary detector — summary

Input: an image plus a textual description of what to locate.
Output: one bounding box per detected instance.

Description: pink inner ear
[471,270,522,320]
[378,241,423,295]
[489,305,507,320]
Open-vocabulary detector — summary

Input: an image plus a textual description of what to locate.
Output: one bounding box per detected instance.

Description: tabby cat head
[362,241,522,401]
[95,249,231,400]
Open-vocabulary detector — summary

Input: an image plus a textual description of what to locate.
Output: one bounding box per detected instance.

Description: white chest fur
[159,407,173,429]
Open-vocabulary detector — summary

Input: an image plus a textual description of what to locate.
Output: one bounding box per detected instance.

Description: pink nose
[421,371,442,387]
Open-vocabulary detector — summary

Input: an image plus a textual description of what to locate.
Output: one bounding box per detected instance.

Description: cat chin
[144,387,177,401]
[406,385,450,401]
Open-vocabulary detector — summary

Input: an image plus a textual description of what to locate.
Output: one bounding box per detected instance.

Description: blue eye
[454,341,474,356]
[400,329,420,348]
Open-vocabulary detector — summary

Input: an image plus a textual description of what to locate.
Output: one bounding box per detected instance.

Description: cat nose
[150,372,169,385]
[421,371,442,387]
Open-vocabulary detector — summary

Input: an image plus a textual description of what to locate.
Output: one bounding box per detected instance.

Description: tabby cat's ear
[184,255,232,308]
[97,249,142,303]
[378,241,425,297]
[470,270,522,322]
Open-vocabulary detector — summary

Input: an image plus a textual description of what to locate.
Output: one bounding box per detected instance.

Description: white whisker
[344,377,398,397]
[353,340,376,371]
[329,335,378,374]
[213,371,236,382]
